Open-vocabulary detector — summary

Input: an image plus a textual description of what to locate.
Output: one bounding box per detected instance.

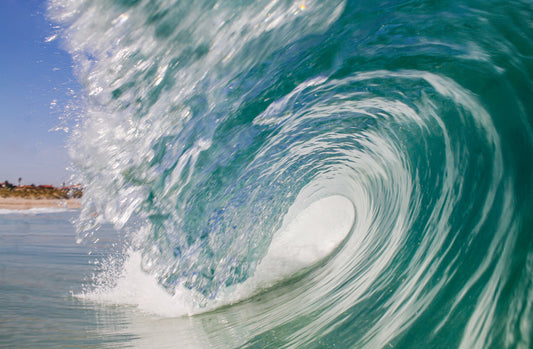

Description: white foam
[0,207,76,215]
[79,250,200,317]
[226,195,355,301]
[80,195,354,317]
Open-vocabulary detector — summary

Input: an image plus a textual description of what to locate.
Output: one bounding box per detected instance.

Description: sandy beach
[0,197,81,210]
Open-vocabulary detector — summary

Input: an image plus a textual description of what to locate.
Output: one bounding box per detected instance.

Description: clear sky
[0,0,79,186]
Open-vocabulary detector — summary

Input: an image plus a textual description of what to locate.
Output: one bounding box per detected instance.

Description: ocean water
[4,0,533,347]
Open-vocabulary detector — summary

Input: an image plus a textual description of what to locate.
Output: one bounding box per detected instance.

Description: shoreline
[0,197,81,210]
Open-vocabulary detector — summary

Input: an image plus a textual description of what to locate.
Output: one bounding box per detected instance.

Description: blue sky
[0,0,79,186]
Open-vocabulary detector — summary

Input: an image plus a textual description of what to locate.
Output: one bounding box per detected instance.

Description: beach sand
[0,197,81,210]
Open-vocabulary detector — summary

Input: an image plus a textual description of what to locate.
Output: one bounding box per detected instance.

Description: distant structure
[18,185,36,189]
[1,181,83,199]
[1,181,14,189]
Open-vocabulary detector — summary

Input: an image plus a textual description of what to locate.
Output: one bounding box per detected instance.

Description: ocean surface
[3,0,533,347]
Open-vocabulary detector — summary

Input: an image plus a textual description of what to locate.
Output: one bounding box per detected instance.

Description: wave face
[50,0,533,347]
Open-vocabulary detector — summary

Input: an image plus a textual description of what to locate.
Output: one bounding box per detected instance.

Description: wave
[50,0,532,347]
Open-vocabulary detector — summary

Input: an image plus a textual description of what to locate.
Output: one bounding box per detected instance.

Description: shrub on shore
[0,186,82,199]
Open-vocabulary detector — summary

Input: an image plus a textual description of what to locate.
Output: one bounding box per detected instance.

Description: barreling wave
[50,0,532,347]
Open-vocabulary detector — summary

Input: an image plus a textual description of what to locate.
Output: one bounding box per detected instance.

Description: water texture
[46,0,533,347]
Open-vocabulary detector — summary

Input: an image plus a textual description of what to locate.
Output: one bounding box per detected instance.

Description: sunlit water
[3,0,533,347]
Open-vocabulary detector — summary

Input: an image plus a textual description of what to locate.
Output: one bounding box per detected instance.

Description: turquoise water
[6,0,533,347]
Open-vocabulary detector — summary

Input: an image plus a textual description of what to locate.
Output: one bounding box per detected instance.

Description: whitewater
[2,0,531,348]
